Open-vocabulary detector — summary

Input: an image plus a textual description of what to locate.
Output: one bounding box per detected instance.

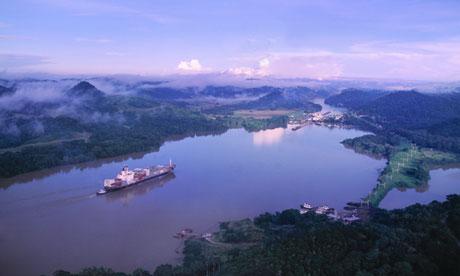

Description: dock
[299,201,372,224]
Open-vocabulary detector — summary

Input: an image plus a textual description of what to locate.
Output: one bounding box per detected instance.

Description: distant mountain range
[66,81,105,99]
[326,89,460,129]
[2,77,459,177]
[0,79,327,177]
[0,85,15,97]
[326,88,460,154]
[325,88,394,109]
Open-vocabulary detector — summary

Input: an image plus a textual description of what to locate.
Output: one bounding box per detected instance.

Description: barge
[97,160,176,195]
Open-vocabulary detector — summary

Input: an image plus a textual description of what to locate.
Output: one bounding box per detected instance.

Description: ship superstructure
[97,160,175,195]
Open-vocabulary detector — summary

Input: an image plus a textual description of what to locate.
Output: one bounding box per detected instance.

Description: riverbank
[1,125,384,276]
[342,134,460,207]
[0,110,291,179]
[53,194,460,275]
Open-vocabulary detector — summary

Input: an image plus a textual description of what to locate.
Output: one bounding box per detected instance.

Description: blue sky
[1,0,460,80]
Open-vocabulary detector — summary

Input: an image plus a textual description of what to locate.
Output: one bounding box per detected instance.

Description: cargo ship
[96,160,176,195]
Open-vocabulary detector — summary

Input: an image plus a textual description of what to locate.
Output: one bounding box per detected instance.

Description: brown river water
[0,124,457,275]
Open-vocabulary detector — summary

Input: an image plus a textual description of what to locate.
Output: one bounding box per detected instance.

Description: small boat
[174,228,194,239]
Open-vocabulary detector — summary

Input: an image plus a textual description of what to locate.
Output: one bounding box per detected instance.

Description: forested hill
[325,88,393,109]
[0,80,227,178]
[54,194,460,276]
[326,89,460,129]
[325,89,460,153]
[0,85,15,97]
[66,81,105,99]
[137,87,194,100]
[0,80,322,178]
[359,91,460,128]
[204,89,322,114]
[201,85,280,98]
[234,90,322,111]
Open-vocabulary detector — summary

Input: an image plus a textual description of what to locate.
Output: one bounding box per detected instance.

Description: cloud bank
[177,59,203,72]
[227,39,460,81]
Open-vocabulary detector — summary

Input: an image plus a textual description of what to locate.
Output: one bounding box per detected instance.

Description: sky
[1,0,460,81]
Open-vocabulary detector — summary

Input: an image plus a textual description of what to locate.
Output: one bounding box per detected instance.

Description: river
[0,123,456,275]
[379,168,460,209]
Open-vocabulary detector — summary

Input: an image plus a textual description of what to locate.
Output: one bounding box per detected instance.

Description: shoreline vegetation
[0,114,290,179]
[323,89,460,208]
[54,194,460,275]
[0,116,290,188]
[342,134,460,207]
[0,81,325,178]
[2,82,460,275]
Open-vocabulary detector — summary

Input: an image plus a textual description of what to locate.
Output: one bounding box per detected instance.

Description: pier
[299,201,372,223]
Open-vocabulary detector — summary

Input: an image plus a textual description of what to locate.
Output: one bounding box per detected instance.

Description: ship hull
[97,168,173,195]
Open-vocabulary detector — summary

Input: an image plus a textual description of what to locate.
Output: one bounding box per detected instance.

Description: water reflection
[104,173,176,204]
[0,129,226,190]
[380,168,460,209]
[0,126,386,276]
[312,98,347,113]
[0,151,150,189]
[415,182,429,193]
[396,185,429,193]
[252,128,285,146]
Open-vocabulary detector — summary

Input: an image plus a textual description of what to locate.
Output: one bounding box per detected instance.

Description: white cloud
[258,57,270,68]
[228,55,341,79]
[227,67,258,76]
[266,53,343,80]
[342,40,460,80]
[227,57,271,77]
[177,59,203,71]
[227,39,460,81]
